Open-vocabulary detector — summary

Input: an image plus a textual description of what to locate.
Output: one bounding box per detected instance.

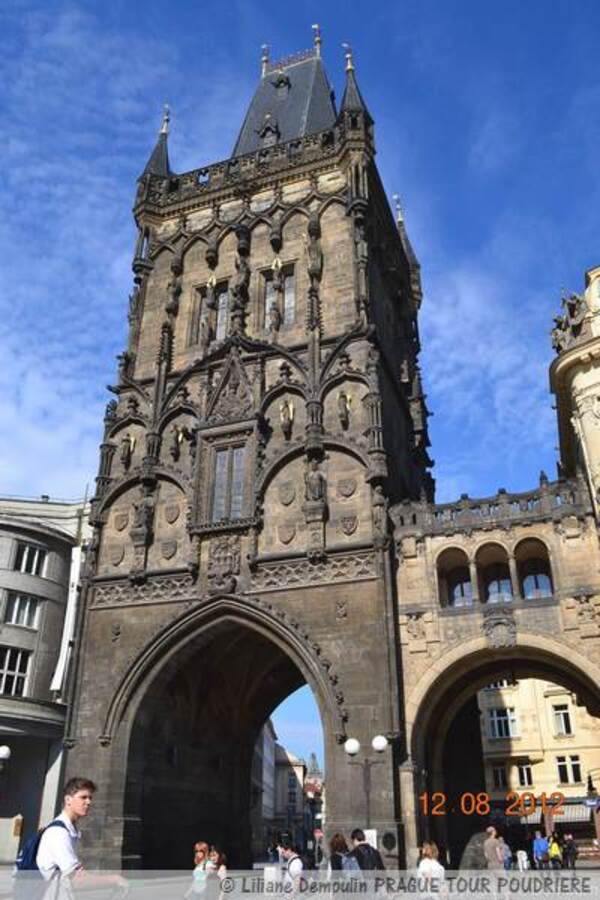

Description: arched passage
[407,636,600,867]
[105,597,339,869]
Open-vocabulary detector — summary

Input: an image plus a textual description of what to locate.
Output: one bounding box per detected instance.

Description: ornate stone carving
[339,515,358,536]
[161,540,177,560]
[278,482,296,507]
[280,398,294,440]
[304,460,326,501]
[207,535,241,593]
[249,550,376,592]
[114,512,129,532]
[335,597,348,621]
[165,502,181,524]
[482,607,517,648]
[337,390,351,430]
[406,612,426,641]
[119,433,134,470]
[90,573,195,608]
[278,524,296,545]
[337,478,357,499]
[109,545,125,566]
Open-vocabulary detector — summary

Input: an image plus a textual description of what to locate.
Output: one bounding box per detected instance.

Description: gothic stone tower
[65,37,432,868]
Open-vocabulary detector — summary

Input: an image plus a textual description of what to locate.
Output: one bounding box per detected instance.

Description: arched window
[437,548,472,608]
[476,544,513,603]
[515,539,553,599]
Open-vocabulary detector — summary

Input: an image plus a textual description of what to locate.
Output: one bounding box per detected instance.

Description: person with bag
[348,829,385,870]
[548,833,563,870]
[277,837,304,891]
[15,776,127,899]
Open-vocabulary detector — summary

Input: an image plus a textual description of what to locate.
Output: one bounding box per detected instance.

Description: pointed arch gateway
[101,594,345,869]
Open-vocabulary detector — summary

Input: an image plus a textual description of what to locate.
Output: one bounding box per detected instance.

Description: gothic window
[215,288,229,341]
[263,265,296,328]
[436,547,472,607]
[211,445,246,522]
[14,542,47,577]
[188,289,202,347]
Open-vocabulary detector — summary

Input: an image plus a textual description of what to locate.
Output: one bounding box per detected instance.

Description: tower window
[215,287,230,341]
[263,265,295,329]
[211,445,246,522]
[447,567,472,607]
[14,543,47,577]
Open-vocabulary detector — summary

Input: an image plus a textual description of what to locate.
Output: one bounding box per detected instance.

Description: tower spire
[312,24,322,57]
[141,105,172,178]
[339,45,372,122]
[261,44,269,78]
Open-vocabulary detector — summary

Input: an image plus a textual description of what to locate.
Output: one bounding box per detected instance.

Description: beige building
[274,745,307,849]
[0,495,90,862]
[480,677,600,801]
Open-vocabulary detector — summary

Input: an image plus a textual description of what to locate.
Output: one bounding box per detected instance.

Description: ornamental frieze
[89,573,196,609]
[248,549,376,592]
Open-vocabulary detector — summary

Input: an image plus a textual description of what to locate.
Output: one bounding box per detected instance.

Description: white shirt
[417,858,445,881]
[37,812,82,880]
[284,855,303,889]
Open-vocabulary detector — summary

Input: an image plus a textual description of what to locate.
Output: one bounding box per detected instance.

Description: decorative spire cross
[261,44,269,77]
[160,104,170,136]
[342,42,354,72]
[393,194,404,225]
[312,24,322,57]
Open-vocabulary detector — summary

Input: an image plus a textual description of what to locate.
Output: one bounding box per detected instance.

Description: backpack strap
[45,820,68,832]
[287,854,300,871]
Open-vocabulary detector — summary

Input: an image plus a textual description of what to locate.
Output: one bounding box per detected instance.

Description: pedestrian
[483,827,503,870]
[498,836,512,871]
[563,834,578,870]
[417,841,445,885]
[327,833,349,873]
[348,829,385,870]
[185,841,211,897]
[516,849,529,871]
[208,847,227,880]
[277,837,303,891]
[532,830,549,870]
[548,833,563,870]
[36,777,127,897]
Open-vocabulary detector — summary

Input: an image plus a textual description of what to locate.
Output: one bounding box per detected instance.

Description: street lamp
[344,735,389,829]
[0,746,11,772]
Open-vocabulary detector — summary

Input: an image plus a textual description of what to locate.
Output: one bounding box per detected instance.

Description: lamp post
[344,735,389,829]
[0,746,11,772]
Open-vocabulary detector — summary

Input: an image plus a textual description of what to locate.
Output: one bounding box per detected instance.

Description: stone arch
[435,545,472,607]
[513,536,554,598]
[405,635,600,865]
[317,195,347,221]
[99,595,344,866]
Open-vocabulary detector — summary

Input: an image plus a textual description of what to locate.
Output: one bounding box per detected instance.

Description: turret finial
[342,42,354,72]
[312,24,322,57]
[160,104,170,136]
[393,194,404,225]
[261,44,269,77]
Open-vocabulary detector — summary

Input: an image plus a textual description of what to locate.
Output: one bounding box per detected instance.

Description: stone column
[469,560,480,603]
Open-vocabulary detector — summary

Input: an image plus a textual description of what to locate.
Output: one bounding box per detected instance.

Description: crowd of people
[483,825,578,870]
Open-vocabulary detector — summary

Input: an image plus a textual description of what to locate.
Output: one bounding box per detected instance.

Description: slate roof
[142,131,170,178]
[232,52,337,157]
[340,67,372,122]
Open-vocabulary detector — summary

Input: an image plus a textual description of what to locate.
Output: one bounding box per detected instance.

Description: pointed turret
[339,45,372,122]
[232,29,336,157]
[393,195,419,273]
[141,106,171,178]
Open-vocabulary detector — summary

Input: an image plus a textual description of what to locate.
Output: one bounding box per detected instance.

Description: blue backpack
[14,820,68,899]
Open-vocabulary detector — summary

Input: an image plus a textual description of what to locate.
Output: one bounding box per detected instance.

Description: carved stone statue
[280,399,294,440]
[372,484,388,539]
[268,302,282,338]
[233,253,251,296]
[337,391,351,430]
[304,459,326,502]
[166,255,183,317]
[132,488,155,533]
[199,315,212,354]
[119,433,134,470]
[306,213,323,282]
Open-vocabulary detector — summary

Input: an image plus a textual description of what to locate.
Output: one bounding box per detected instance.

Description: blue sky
[2,0,600,764]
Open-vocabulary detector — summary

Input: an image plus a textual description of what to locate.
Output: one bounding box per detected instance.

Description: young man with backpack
[348,829,385,870]
[277,836,304,890]
[16,776,127,897]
